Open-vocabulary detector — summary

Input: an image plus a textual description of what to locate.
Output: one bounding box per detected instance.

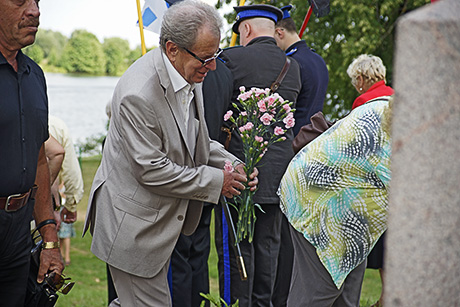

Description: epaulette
[286,48,297,56]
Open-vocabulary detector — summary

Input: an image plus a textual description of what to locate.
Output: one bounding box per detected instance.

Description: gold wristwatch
[42,241,60,250]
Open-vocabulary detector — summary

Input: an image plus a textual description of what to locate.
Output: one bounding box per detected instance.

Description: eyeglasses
[44,272,75,295]
[183,47,223,67]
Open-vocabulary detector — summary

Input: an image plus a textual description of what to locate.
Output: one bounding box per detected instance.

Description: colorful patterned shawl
[278,98,391,288]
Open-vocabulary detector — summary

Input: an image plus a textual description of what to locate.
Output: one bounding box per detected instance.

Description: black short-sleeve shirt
[0,51,49,196]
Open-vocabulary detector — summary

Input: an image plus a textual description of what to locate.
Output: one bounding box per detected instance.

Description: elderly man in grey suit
[83,1,258,306]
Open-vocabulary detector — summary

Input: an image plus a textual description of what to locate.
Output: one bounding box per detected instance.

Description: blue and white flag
[137,0,170,35]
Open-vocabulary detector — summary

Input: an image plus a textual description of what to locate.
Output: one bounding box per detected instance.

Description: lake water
[45,72,120,144]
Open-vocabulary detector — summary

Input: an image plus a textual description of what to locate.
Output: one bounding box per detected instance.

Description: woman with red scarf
[347,54,394,110]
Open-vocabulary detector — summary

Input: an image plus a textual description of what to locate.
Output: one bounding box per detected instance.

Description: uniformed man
[170,60,233,307]
[275,5,329,135]
[215,4,301,306]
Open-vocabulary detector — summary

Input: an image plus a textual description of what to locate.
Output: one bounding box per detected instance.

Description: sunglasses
[44,272,75,295]
[183,47,223,67]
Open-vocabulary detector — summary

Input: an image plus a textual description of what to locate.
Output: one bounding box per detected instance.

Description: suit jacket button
[177,215,184,221]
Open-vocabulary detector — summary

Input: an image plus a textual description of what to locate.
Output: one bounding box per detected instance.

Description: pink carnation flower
[283,113,295,129]
[283,104,291,113]
[224,110,233,121]
[257,100,267,112]
[238,92,251,101]
[255,136,263,143]
[274,126,285,135]
[224,161,234,172]
[260,113,273,125]
[265,95,276,107]
[244,122,254,131]
[254,88,266,97]
[239,86,246,92]
[273,93,284,103]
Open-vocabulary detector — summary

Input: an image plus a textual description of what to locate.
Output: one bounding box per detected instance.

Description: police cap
[232,4,283,34]
[280,5,293,19]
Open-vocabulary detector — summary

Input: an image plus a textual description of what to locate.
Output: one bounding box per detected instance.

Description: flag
[308,0,330,18]
[137,0,170,35]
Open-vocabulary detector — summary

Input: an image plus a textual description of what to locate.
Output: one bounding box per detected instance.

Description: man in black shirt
[0,0,64,305]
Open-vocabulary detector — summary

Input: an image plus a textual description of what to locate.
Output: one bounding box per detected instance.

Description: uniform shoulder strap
[270,57,291,93]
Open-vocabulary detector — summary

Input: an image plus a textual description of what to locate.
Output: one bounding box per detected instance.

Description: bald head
[238,17,276,46]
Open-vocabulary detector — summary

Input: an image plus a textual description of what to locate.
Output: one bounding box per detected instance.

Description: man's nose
[26,0,40,18]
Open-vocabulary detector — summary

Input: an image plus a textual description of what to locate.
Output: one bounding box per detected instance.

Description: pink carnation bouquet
[224,86,295,243]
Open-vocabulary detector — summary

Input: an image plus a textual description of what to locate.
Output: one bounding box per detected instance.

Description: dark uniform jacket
[286,40,329,136]
[203,60,233,142]
[221,36,301,204]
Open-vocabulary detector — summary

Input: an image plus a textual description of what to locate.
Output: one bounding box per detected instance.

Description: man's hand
[38,248,64,283]
[61,208,77,223]
[221,164,259,198]
[235,164,258,192]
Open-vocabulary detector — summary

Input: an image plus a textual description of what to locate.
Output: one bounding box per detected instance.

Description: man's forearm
[33,144,59,241]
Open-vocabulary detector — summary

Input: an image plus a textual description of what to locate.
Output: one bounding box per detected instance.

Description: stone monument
[385,0,460,305]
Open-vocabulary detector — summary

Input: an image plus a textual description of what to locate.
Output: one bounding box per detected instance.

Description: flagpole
[298,5,313,39]
[136,0,147,55]
[229,0,246,47]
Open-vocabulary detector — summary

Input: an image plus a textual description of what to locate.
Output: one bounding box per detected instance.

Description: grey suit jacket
[83,48,238,278]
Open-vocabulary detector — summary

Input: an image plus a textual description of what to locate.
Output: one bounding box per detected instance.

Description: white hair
[347,54,387,87]
[159,0,222,51]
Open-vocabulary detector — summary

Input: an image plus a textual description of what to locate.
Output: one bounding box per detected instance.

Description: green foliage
[23,44,44,63]
[218,0,429,119]
[76,134,106,157]
[60,30,107,75]
[200,293,239,307]
[35,29,67,58]
[103,37,130,75]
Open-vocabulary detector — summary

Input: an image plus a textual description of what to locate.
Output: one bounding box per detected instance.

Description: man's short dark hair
[276,18,297,33]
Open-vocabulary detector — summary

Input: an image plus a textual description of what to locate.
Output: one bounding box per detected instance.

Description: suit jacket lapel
[193,84,209,166]
[154,49,195,162]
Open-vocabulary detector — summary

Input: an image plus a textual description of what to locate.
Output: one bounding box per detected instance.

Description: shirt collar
[162,51,195,94]
[0,50,31,74]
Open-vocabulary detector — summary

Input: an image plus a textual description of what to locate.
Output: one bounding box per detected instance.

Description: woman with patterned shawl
[278,97,391,306]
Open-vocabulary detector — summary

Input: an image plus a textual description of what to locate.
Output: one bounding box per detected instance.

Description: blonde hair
[347,54,387,87]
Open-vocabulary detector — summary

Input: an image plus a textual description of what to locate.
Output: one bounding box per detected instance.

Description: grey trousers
[287,225,366,307]
[109,263,172,307]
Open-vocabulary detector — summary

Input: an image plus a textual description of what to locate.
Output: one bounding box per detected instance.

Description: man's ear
[165,41,179,62]
[275,28,284,39]
[242,22,252,38]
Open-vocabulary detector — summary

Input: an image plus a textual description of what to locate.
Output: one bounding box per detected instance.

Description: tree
[23,44,44,64]
[103,37,130,75]
[35,29,67,58]
[217,0,429,119]
[32,29,67,67]
[60,30,107,75]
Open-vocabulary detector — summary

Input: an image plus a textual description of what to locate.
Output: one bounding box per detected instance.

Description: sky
[39,0,225,49]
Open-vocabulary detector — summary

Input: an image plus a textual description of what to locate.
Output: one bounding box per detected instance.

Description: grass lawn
[55,156,382,306]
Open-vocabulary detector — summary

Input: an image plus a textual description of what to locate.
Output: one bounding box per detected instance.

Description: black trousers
[215,203,283,307]
[272,214,294,307]
[170,204,213,307]
[0,202,34,307]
